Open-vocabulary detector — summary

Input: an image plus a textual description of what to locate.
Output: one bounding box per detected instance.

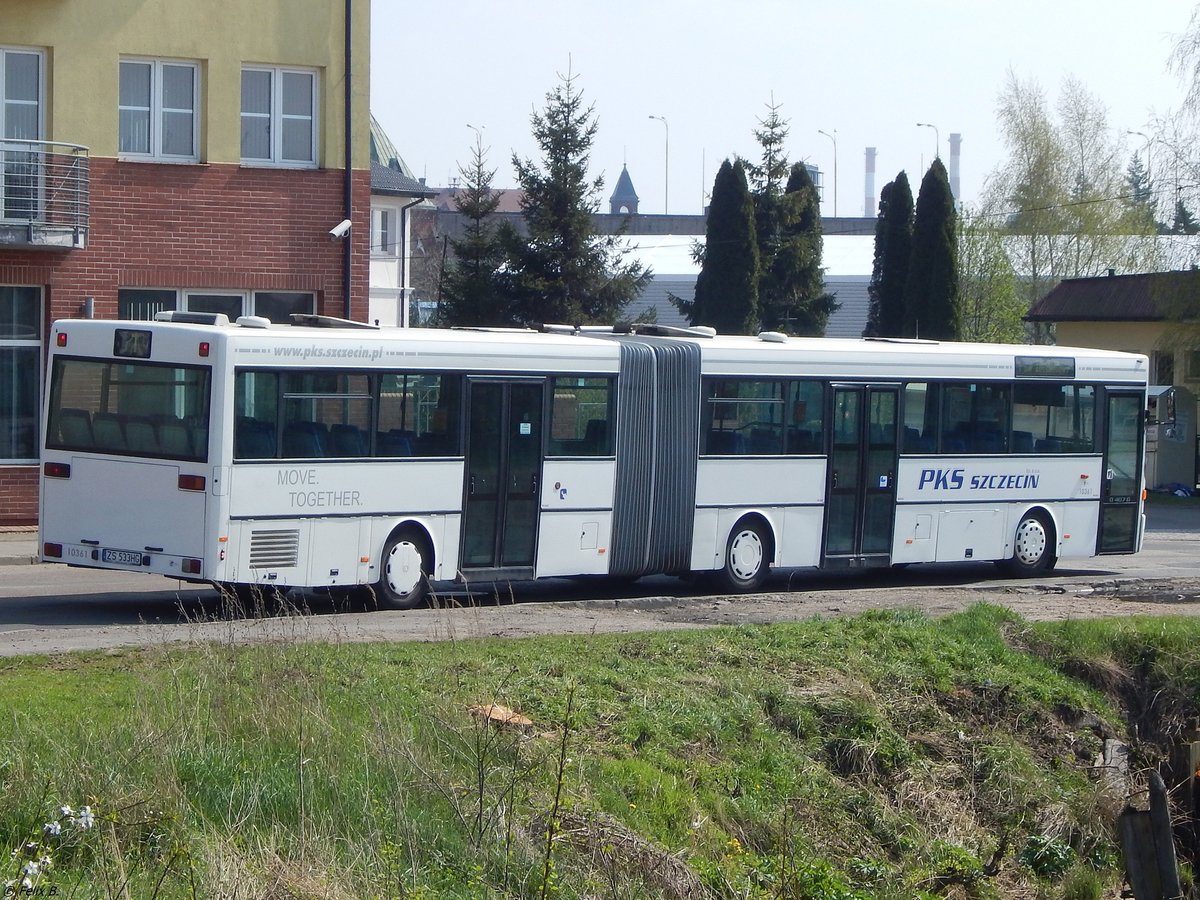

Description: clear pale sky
[370,0,1191,219]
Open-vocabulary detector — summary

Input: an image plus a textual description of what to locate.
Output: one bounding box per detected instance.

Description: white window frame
[0,285,43,464]
[240,66,318,168]
[118,288,315,324]
[0,47,46,223]
[371,206,397,257]
[118,57,200,163]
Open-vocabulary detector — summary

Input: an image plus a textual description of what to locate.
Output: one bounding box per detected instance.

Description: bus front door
[1098,389,1145,554]
[823,385,899,567]
[462,380,545,574]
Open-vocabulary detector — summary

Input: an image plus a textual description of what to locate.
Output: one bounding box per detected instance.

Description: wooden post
[1120,808,1162,899]
[1149,770,1184,899]
[1168,741,1200,865]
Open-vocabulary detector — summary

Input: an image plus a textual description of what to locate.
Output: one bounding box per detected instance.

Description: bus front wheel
[998,510,1057,577]
[375,530,431,610]
[716,519,771,592]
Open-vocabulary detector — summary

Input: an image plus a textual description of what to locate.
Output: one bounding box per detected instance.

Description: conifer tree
[864,172,914,337]
[1171,197,1200,234]
[437,135,509,326]
[903,160,959,340]
[761,163,838,334]
[503,70,649,325]
[684,159,759,333]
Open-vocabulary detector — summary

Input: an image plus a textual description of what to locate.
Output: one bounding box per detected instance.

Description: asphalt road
[1,499,1197,657]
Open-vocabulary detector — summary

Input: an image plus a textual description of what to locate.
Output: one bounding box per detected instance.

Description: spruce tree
[761,163,838,334]
[437,136,510,326]
[1171,197,1200,235]
[903,160,959,340]
[686,159,759,333]
[865,172,914,337]
[1123,153,1158,230]
[745,101,790,300]
[504,70,649,325]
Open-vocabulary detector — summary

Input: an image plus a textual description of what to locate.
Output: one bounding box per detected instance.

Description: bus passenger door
[823,385,899,567]
[1098,390,1144,553]
[462,379,545,573]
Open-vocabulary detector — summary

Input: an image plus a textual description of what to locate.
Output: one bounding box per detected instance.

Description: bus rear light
[56,332,67,347]
[182,558,202,575]
[43,462,71,478]
[199,341,210,357]
[43,543,62,558]
[178,474,206,491]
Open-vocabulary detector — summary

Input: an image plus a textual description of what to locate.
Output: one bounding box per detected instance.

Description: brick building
[0,0,371,524]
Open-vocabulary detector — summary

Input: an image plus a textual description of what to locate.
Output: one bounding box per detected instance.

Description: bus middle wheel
[717,519,771,592]
[375,530,431,610]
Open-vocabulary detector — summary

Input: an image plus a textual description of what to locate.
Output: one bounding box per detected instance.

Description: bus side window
[902,383,938,452]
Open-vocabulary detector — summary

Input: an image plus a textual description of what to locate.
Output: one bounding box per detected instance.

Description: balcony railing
[0,140,89,250]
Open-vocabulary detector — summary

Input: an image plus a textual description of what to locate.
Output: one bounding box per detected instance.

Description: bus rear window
[46,358,211,462]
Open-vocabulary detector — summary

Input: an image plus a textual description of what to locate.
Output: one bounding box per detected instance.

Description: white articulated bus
[38,314,1148,608]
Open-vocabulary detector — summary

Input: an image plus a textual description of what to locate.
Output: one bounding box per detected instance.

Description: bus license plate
[102,548,145,566]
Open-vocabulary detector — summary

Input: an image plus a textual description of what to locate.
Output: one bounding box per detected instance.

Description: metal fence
[0,140,89,248]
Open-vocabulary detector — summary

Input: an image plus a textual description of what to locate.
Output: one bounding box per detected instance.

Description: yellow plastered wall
[0,0,370,167]
[1053,322,1169,357]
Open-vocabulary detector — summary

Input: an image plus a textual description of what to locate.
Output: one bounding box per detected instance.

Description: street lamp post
[916,122,940,160]
[817,128,838,217]
[1127,129,1153,181]
[648,114,668,214]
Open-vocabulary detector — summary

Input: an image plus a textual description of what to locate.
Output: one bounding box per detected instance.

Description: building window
[1,48,44,221]
[372,207,394,255]
[1186,351,1200,382]
[118,289,314,324]
[0,286,41,462]
[119,59,199,161]
[253,291,314,323]
[1154,351,1175,386]
[118,288,177,320]
[240,67,317,167]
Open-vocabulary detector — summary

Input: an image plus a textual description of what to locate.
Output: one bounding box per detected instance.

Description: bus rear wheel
[716,519,770,592]
[375,530,431,610]
[998,510,1057,577]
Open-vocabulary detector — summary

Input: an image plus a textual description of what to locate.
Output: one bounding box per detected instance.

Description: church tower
[609,164,639,214]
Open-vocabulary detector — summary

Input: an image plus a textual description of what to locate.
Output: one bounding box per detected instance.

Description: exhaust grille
[249,529,300,568]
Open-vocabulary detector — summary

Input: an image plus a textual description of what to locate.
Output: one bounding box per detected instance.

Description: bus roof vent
[153,311,230,326]
[631,323,716,339]
[288,313,378,330]
[863,336,940,345]
[236,315,272,329]
[758,331,788,343]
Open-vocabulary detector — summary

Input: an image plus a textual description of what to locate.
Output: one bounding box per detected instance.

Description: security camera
[328,218,352,240]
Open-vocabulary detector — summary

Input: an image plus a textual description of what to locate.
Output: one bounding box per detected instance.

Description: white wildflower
[43,821,62,836]
[76,805,95,829]
[59,805,73,818]
[20,860,38,877]
[21,877,33,890]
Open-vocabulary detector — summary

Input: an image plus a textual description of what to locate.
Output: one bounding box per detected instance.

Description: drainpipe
[342,0,353,320]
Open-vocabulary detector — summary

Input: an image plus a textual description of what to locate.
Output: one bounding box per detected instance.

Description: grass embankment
[1,604,1198,899]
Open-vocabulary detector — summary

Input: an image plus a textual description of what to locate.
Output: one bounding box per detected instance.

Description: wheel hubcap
[385,541,422,595]
[729,530,764,582]
[1014,519,1047,566]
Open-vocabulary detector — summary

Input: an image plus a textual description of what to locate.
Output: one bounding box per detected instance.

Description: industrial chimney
[864,147,877,217]
[948,133,962,200]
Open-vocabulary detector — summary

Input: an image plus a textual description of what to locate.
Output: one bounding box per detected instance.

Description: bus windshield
[46,357,211,462]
